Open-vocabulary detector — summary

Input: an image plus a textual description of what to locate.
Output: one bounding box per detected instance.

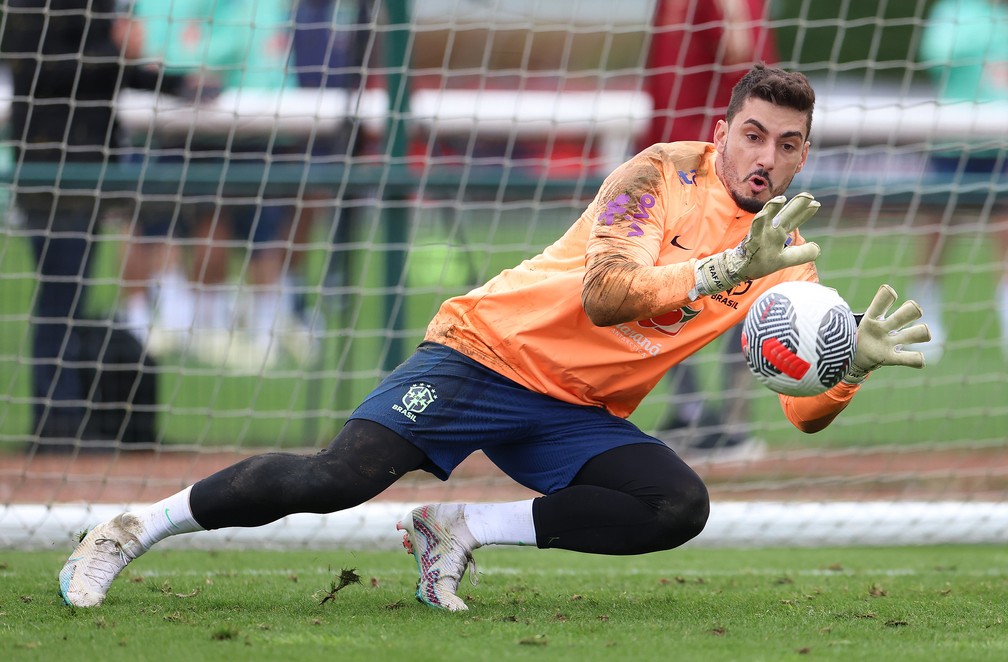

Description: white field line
[124,566,1007,580]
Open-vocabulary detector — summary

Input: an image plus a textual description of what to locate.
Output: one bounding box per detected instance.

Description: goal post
[1,0,1006,550]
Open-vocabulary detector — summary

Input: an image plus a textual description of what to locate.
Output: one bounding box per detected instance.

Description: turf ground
[4,545,1008,661]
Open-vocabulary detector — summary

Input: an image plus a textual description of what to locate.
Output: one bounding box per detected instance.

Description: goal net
[2,0,1006,550]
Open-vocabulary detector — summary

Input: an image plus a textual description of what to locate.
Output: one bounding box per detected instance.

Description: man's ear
[795,141,810,174]
[713,119,728,149]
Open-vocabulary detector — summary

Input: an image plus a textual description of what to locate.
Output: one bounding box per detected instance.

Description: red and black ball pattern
[741,282,858,397]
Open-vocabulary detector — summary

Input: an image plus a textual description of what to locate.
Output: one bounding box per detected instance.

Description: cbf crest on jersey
[392,382,438,422]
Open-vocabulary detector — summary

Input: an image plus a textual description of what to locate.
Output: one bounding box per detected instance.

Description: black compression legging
[189,420,709,555]
[533,442,710,554]
[189,419,428,529]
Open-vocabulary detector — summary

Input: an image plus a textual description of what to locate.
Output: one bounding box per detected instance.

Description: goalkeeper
[60,64,932,612]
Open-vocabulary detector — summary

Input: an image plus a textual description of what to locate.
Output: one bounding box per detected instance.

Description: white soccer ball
[741,281,858,397]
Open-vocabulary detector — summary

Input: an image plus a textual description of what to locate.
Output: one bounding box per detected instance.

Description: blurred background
[0,0,1005,520]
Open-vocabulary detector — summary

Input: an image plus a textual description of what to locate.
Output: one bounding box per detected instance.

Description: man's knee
[651,474,710,549]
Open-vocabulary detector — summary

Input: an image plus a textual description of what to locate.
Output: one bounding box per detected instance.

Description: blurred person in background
[642,0,778,460]
[128,0,308,372]
[285,0,375,335]
[115,0,218,360]
[914,0,1008,363]
[0,0,199,448]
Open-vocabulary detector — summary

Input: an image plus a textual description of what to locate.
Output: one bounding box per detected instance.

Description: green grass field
[4,545,1008,661]
[2,208,1006,450]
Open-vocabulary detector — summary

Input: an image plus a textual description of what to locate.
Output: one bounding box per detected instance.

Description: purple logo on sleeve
[598,193,655,237]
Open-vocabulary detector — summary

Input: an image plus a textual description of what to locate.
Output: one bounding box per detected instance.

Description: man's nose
[755,144,775,170]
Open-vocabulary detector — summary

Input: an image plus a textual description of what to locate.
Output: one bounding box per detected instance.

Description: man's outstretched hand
[842,284,932,384]
[689,192,821,300]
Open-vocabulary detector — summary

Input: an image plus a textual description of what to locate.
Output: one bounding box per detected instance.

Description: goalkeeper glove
[689,192,821,301]
[842,284,932,385]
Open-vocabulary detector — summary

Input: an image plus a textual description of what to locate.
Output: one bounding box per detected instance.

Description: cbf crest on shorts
[392,382,438,422]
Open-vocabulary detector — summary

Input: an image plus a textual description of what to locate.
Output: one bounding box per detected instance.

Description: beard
[720,144,793,214]
[731,180,770,214]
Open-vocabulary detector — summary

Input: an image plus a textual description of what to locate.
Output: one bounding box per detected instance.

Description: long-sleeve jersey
[425,142,859,431]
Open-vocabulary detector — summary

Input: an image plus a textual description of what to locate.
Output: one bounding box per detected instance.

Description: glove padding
[689,192,822,300]
[842,284,932,384]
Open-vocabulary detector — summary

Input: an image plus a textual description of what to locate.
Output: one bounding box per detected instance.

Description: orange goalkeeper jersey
[425,142,859,428]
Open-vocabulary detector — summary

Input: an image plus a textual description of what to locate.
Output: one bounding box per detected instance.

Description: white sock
[283,275,303,320]
[193,287,236,331]
[130,485,204,550]
[463,500,537,547]
[249,289,282,344]
[154,268,195,331]
[123,294,151,342]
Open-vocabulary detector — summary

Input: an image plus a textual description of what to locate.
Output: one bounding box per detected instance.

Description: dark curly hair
[726,63,816,139]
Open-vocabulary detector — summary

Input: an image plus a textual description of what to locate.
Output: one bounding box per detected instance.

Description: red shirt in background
[644,0,779,147]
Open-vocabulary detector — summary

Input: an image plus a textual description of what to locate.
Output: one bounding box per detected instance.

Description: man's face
[714,97,810,213]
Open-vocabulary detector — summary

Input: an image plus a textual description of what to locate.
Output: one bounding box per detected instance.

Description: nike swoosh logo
[670,235,692,250]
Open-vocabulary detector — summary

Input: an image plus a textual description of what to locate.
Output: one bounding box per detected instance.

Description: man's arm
[580,154,698,326]
[778,381,861,433]
[582,254,696,327]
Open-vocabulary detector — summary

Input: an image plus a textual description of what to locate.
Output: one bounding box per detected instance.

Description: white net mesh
[1,0,1006,549]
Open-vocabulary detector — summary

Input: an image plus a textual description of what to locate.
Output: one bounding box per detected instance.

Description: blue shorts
[136,198,285,243]
[930,153,1007,176]
[131,145,288,243]
[348,342,665,495]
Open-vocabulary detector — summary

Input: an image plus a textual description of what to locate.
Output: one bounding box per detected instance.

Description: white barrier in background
[2,81,1005,174]
[6,501,1007,551]
[113,87,653,173]
[115,88,389,138]
[408,88,651,171]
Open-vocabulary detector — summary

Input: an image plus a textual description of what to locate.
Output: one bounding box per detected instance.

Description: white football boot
[59,514,147,607]
[397,504,480,612]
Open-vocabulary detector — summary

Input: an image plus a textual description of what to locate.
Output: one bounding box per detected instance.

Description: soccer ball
[741,281,858,397]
